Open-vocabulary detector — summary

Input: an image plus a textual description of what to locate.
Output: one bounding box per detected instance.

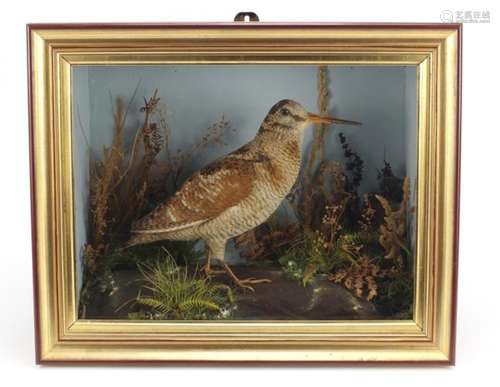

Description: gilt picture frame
[28,22,461,364]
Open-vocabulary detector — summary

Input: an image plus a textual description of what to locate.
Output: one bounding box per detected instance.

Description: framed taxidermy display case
[28,19,461,364]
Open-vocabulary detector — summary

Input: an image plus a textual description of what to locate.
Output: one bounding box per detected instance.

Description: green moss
[279,231,363,286]
[104,240,202,269]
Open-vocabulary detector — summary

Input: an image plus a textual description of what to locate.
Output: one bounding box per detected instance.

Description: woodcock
[127,100,361,290]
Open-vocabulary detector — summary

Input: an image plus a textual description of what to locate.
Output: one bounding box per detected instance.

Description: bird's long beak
[307,112,362,126]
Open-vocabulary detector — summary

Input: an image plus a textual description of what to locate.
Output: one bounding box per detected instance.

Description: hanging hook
[234,12,260,22]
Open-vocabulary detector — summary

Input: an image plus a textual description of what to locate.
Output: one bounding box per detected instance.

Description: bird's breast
[261,139,302,196]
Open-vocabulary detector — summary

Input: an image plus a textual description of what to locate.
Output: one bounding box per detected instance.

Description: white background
[0,0,498,385]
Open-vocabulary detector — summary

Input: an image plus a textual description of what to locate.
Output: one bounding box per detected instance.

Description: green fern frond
[130,248,234,320]
[178,298,220,312]
[135,297,170,313]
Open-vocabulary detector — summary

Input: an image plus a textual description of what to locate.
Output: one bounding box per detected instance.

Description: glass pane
[72,65,417,321]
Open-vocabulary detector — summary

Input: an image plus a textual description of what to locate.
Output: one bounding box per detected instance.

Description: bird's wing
[131,157,258,234]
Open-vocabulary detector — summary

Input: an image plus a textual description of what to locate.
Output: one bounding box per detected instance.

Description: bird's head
[260,99,361,136]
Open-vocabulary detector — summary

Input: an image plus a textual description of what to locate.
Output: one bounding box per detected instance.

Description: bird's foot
[235,278,273,292]
[221,263,272,292]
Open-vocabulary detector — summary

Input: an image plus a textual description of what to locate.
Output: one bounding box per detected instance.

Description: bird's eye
[281,108,290,116]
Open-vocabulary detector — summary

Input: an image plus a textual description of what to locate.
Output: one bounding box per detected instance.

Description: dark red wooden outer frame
[27,22,462,366]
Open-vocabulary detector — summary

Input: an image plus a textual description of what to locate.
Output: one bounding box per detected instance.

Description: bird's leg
[202,240,225,276]
[203,240,271,291]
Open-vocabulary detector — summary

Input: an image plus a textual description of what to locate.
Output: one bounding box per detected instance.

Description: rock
[230,267,379,320]
[83,266,381,320]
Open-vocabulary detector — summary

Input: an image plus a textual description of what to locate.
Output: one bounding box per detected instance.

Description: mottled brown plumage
[127,99,360,290]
